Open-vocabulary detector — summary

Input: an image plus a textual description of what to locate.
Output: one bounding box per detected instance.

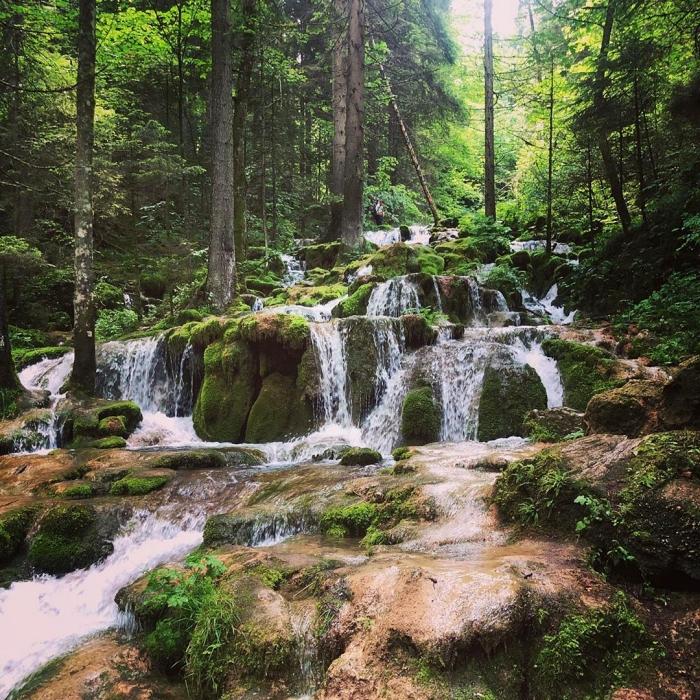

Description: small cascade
[371,318,405,399]
[364,224,431,247]
[281,253,306,287]
[366,277,420,317]
[432,276,443,312]
[17,353,74,451]
[261,295,344,323]
[310,322,352,427]
[290,604,321,697]
[522,284,576,325]
[511,338,564,408]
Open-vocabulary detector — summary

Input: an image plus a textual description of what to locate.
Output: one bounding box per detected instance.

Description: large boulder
[524,407,585,442]
[401,385,441,445]
[661,355,700,429]
[478,363,547,441]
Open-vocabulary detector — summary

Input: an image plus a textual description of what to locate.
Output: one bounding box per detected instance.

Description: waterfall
[366,277,420,317]
[511,338,564,408]
[309,322,352,427]
[281,253,306,287]
[521,284,576,325]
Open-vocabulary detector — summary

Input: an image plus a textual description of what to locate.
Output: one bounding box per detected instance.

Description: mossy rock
[151,450,228,470]
[585,380,664,437]
[70,435,128,449]
[344,243,442,282]
[245,372,314,443]
[339,447,382,466]
[401,314,437,349]
[236,313,310,353]
[301,241,343,270]
[0,507,38,565]
[478,363,547,441]
[27,504,113,575]
[334,283,375,318]
[401,386,441,445]
[96,401,143,433]
[193,338,259,442]
[523,407,585,442]
[110,474,170,496]
[284,283,347,307]
[98,415,127,438]
[542,339,621,411]
[13,346,71,371]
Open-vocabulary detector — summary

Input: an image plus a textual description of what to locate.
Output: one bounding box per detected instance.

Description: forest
[0,0,699,698]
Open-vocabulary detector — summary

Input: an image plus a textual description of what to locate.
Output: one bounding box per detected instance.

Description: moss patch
[13,346,71,371]
[110,475,170,496]
[0,507,38,564]
[401,386,441,445]
[339,447,382,466]
[96,400,143,433]
[542,339,621,411]
[151,450,227,470]
[335,283,375,318]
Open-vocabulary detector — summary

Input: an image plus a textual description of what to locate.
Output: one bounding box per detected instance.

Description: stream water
[2,244,575,698]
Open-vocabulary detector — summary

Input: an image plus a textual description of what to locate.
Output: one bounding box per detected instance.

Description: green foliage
[110,475,170,496]
[339,447,382,466]
[615,272,700,364]
[364,157,424,226]
[0,507,37,564]
[483,264,525,305]
[95,308,139,340]
[392,446,413,461]
[534,593,658,696]
[94,281,124,309]
[61,484,94,499]
[0,387,21,420]
[320,502,379,538]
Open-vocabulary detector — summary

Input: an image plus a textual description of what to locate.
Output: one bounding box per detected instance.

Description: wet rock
[401,386,441,445]
[585,380,664,437]
[301,241,343,270]
[524,406,585,442]
[339,448,382,466]
[477,363,547,441]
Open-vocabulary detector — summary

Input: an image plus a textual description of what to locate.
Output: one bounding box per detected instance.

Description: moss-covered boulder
[98,415,127,438]
[478,363,547,441]
[245,372,314,442]
[13,345,71,371]
[523,407,585,442]
[334,282,375,318]
[96,401,143,433]
[494,431,700,584]
[301,241,343,270]
[193,339,258,442]
[283,283,347,307]
[151,450,228,470]
[542,339,621,411]
[585,380,664,437]
[339,447,382,466]
[0,507,37,565]
[661,355,700,429]
[401,386,441,445]
[27,504,114,575]
[110,474,171,496]
[344,243,443,282]
[401,314,437,349]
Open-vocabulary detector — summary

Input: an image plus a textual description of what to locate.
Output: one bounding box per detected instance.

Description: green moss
[110,475,170,495]
[339,447,382,466]
[98,415,127,437]
[401,386,441,445]
[392,446,413,461]
[542,339,621,411]
[301,241,343,269]
[320,502,379,537]
[245,371,314,442]
[414,246,445,275]
[62,484,94,499]
[237,313,310,351]
[0,507,37,564]
[193,338,258,441]
[151,450,227,471]
[477,364,547,441]
[9,655,67,699]
[360,524,388,549]
[286,283,347,307]
[492,449,579,527]
[335,282,375,317]
[27,504,109,574]
[0,387,21,421]
[70,435,127,449]
[96,400,143,432]
[71,414,99,437]
[12,346,71,371]
[533,592,658,697]
[248,562,291,590]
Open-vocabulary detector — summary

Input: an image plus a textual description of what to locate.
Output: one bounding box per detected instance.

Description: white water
[364,224,431,247]
[261,295,345,323]
[0,510,204,699]
[521,284,576,325]
[281,253,306,287]
[366,277,420,317]
[510,239,573,256]
[310,322,352,427]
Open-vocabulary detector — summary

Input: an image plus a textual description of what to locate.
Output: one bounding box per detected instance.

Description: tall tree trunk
[587,141,595,252]
[594,0,631,234]
[271,77,278,241]
[546,55,555,254]
[0,265,20,392]
[207,0,236,310]
[376,54,440,226]
[71,0,97,394]
[633,72,648,225]
[232,0,255,266]
[328,0,347,241]
[340,0,365,248]
[483,0,496,219]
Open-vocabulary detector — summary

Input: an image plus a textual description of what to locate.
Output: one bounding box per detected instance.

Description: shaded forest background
[1,0,699,365]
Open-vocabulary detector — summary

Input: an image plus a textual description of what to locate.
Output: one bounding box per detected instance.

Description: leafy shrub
[364,157,424,227]
[95,308,139,340]
[615,271,700,364]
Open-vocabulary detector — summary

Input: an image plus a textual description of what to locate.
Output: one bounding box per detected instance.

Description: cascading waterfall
[309,322,352,427]
[366,277,421,317]
[281,253,306,287]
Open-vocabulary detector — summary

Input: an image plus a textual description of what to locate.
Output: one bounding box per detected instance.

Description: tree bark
[593,0,632,234]
[340,0,364,248]
[483,0,496,219]
[207,0,236,310]
[328,0,348,241]
[70,0,97,394]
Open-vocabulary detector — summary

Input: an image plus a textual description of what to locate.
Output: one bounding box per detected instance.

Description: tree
[340,0,365,247]
[207,0,236,310]
[70,0,97,394]
[483,0,496,219]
